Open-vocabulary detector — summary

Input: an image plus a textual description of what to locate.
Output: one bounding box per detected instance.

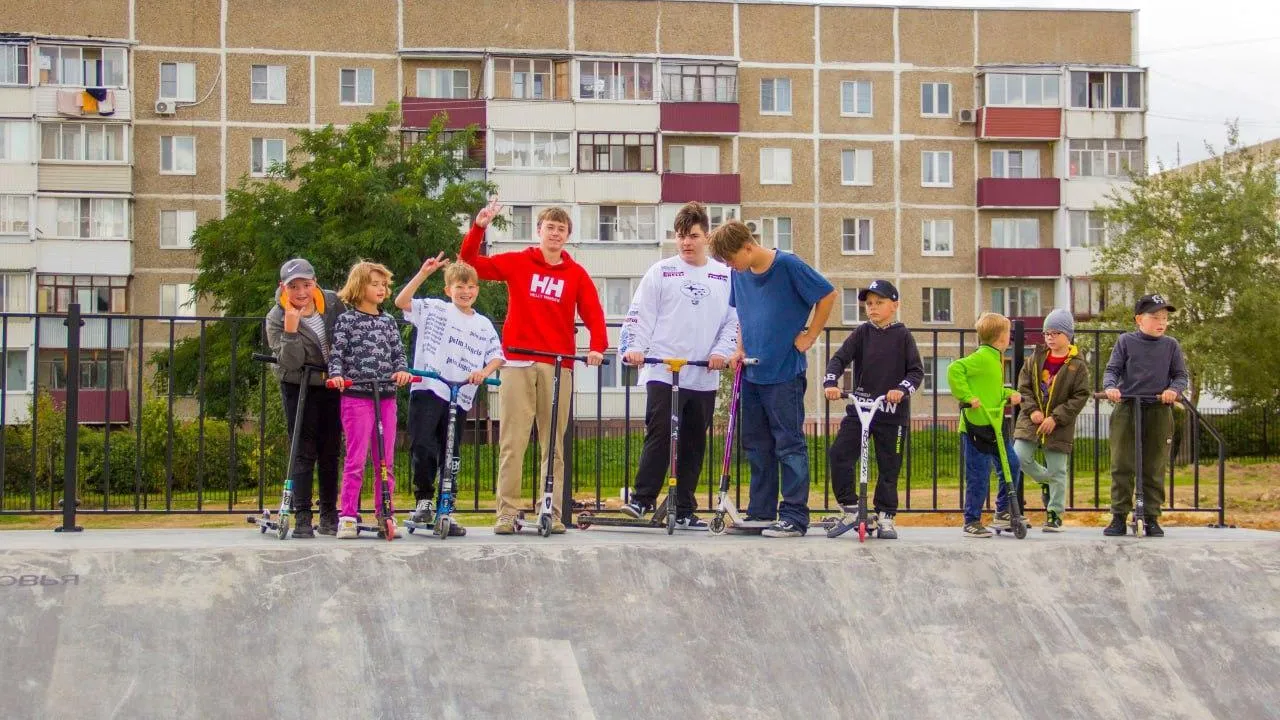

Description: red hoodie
[460,223,608,368]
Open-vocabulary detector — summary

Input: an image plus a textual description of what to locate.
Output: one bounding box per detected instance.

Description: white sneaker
[877,513,898,539]
[336,516,358,539]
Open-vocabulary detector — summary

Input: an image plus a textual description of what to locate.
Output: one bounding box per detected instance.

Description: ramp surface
[3,527,1279,719]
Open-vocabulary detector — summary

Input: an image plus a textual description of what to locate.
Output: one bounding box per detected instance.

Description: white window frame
[491,131,572,171]
[660,63,737,102]
[160,135,196,175]
[577,60,654,102]
[1068,139,1144,179]
[415,68,471,99]
[160,209,197,250]
[667,144,719,174]
[921,150,953,188]
[991,149,1040,179]
[1069,70,1143,111]
[759,77,792,115]
[991,218,1040,249]
[841,218,873,255]
[5,347,30,391]
[339,67,374,106]
[0,195,31,235]
[1069,209,1119,248]
[159,61,197,102]
[841,288,864,325]
[1,45,31,86]
[159,282,197,320]
[579,205,658,243]
[706,205,738,231]
[494,57,554,100]
[0,120,32,162]
[759,216,792,252]
[921,82,951,117]
[759,147,792,185]
[250,138,286,177]
[984,73,1061,107]
[600,276,642,318]
[53,197,128,240]
[922,219,954,257]
[841,148,873,186]
[250,64,286,104]
[36,45,126,88]
[40,122,127,163]
[1,272,30,313]
[840,80,872,117]
[922,287,953,324]
[921,356,953,393]
[991,286,1042,318]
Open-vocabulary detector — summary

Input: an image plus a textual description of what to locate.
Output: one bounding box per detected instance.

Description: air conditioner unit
[957,108,976,124]
[154,100,176,115]
[744,220,759,236]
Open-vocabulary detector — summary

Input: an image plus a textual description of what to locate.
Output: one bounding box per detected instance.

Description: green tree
[159,104,501,418]
[1096,126,1280,407]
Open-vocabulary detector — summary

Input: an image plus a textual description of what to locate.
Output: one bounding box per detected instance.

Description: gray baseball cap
[279,258,316,284]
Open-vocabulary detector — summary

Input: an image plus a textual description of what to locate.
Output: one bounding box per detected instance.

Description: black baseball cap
[1134,294,1177,315]
[859,280,899,302]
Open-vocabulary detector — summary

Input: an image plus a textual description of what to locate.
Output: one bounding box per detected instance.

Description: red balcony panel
[977,177,1061,208]
[49,389,131,425]
[402,97,486,130]
[977,107,1061,140]
[661,173,740,204]
[659,102,740,134]
[1011,316,1045,346]
[978,248,1061,279]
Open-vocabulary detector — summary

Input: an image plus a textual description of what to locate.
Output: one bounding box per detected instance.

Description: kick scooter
[706,358,770,535]
[826,392,897,542]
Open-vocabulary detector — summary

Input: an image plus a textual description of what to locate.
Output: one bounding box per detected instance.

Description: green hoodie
[947,344,1013,432]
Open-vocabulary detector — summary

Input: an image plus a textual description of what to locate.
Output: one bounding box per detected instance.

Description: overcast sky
[823,0,1278,168]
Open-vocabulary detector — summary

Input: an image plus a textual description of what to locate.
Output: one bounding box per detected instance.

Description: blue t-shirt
[729,250,834,385]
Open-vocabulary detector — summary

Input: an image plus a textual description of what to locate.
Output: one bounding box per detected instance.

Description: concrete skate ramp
[2,528,1279,720]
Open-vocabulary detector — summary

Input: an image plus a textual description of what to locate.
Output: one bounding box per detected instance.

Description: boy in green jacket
[948,312,1022,538]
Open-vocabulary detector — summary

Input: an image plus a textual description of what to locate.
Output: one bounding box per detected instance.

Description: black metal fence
[1,308,1240,528]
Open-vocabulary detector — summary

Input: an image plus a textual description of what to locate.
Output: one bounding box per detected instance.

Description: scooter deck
[245,510,307,533]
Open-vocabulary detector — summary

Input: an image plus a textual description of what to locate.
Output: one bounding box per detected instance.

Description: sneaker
[550,519,567,535]
[762,520,804,538]
[826,505,859,538]
[1103,513,1127,537]
[317,510,338,536]
[993,510,1012,526]
[963,522,993,538]
[410,499,435,524]
[1043,511,1063,533]
[336,516,358,539]
[675,514,708,530]
[620,501,652,519]
[876,513,898,540]
[1143,516,1164,537]
[291,511,314,539]
[494,514,516,535]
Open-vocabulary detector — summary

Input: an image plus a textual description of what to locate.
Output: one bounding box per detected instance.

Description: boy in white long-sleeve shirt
[619,202,739,528]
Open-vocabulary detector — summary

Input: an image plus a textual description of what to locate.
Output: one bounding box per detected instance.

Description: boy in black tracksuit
[822,280,924,539]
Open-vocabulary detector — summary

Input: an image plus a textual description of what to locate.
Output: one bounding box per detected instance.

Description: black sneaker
[963,522,993,538]
[621,501,652,519]
[1042,511,1063,533]
[448,521,467,537]
[1143,516,1164,537]
[317,510,338,536]
[992,510,1012,527]
[675,514,708,530]
[761,520,804,538]
[1103,514,1127,536]
[291,511,315,539]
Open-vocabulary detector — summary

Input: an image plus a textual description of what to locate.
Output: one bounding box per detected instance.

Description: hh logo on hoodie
[530,273,565,301]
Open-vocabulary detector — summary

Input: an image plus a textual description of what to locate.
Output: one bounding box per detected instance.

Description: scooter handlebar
[409,368,502,387]
[1094,391,1168,401]
[507,347,611,365]
[325,376,422,390]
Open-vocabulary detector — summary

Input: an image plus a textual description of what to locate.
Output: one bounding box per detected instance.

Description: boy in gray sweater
[1101,294,1190,537]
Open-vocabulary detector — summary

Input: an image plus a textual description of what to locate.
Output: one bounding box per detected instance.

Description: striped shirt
[301,312,328,357]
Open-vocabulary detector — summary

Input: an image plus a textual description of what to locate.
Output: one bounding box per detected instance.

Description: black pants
[631,381,717,515]
[409,391,467,502]
[279,381,341,515]
[827,414,905,514]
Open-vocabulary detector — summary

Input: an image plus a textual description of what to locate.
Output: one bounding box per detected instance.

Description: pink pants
[339,395,397,518]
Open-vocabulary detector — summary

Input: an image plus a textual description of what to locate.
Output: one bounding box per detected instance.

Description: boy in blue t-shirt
[710,220,836,537]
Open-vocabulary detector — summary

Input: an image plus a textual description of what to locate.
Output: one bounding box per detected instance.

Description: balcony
[34,86,133,121]
[1011,316,1045,347]
[401,96,486,130]
[38,163,132,194]
[978,248,1061,279]
[49,388,131,425]
[659,102,740,134]
[976,178,1060,209]
[977,107,1061,141]
[661,172,741,205]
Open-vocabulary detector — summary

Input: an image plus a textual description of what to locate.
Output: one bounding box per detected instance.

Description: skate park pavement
[2,525,1278,719]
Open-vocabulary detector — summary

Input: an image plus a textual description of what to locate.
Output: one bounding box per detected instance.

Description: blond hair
[444,260,479,286]
[337,261,393,306]
[709,220,756,261]
[536,206,573,235]
[976,312,1011,345]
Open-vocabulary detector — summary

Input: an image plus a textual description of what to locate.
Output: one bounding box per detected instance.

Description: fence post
[56,303,83,533]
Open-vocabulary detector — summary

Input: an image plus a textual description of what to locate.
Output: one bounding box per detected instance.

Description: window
[1068,210,1121,248]
[416,68,470,99]
[921,151,952,187]
[1,272,29,312]
[160,135,195,174]
[760,148,792,185]
[600,277,641,317]
[921,357,953,393]
[1069,70,1142,110]
[921,82,951,117]
[922,219,953,256]
[660,63,736,102]
[577,133,656,172]
[5,349,28,390]
[494,58,557,100]
[991,218,1039,249]
[1068,139,1143,178]
[160,210,197,249]
[580,205,657,242]
[760,217,792,252]
[339,68,374,105]
[40,351,126,390]
[841,218,873,254]
[509,206,534,241]
[1070,278,1131,318]
[40,123,126,162]
[759,77,791,114]
[160,283,197,318]
[54,198,128,240]
[706,205,738,231]
[841,149,873,186]
[36,275,128,314]
[0,195,30,235]
[250,64,286,103]
[0,45,30,85]
[0,120,32,161]
[840,80,872,116]
[991,149,1039,178]
[922,287,952,323]
[578,351,622,390]
[991,286,1041,318]
[841,288,863,325]
[984,73,1061,107]
[250,138,286,176]
[578,60,653,101]
[159,62,196,102]
[492,131,571,170]
[667,145,719,174]
[36,46,125,87]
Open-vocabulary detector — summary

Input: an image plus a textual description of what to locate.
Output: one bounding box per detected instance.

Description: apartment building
[0,0,1145,421]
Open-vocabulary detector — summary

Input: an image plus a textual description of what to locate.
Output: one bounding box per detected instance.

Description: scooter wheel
[1014,519,1028,540]
[383,517,396,542]
[437,516,450,540]
[538,514,552,538]
[857,521,867,543]
[666,512,676,536]
[709,515,726,535]
[576,512,593,530]
[277,515,290,540]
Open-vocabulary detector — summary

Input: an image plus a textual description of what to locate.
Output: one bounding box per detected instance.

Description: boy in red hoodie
[461,198,607,534]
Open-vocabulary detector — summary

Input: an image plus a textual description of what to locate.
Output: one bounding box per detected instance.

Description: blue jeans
[742,375,810,529]
[961,431,1020,525]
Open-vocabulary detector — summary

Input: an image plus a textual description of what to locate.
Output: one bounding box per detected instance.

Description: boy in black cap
[1101,293,1190,537]
[822,280,924,539]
